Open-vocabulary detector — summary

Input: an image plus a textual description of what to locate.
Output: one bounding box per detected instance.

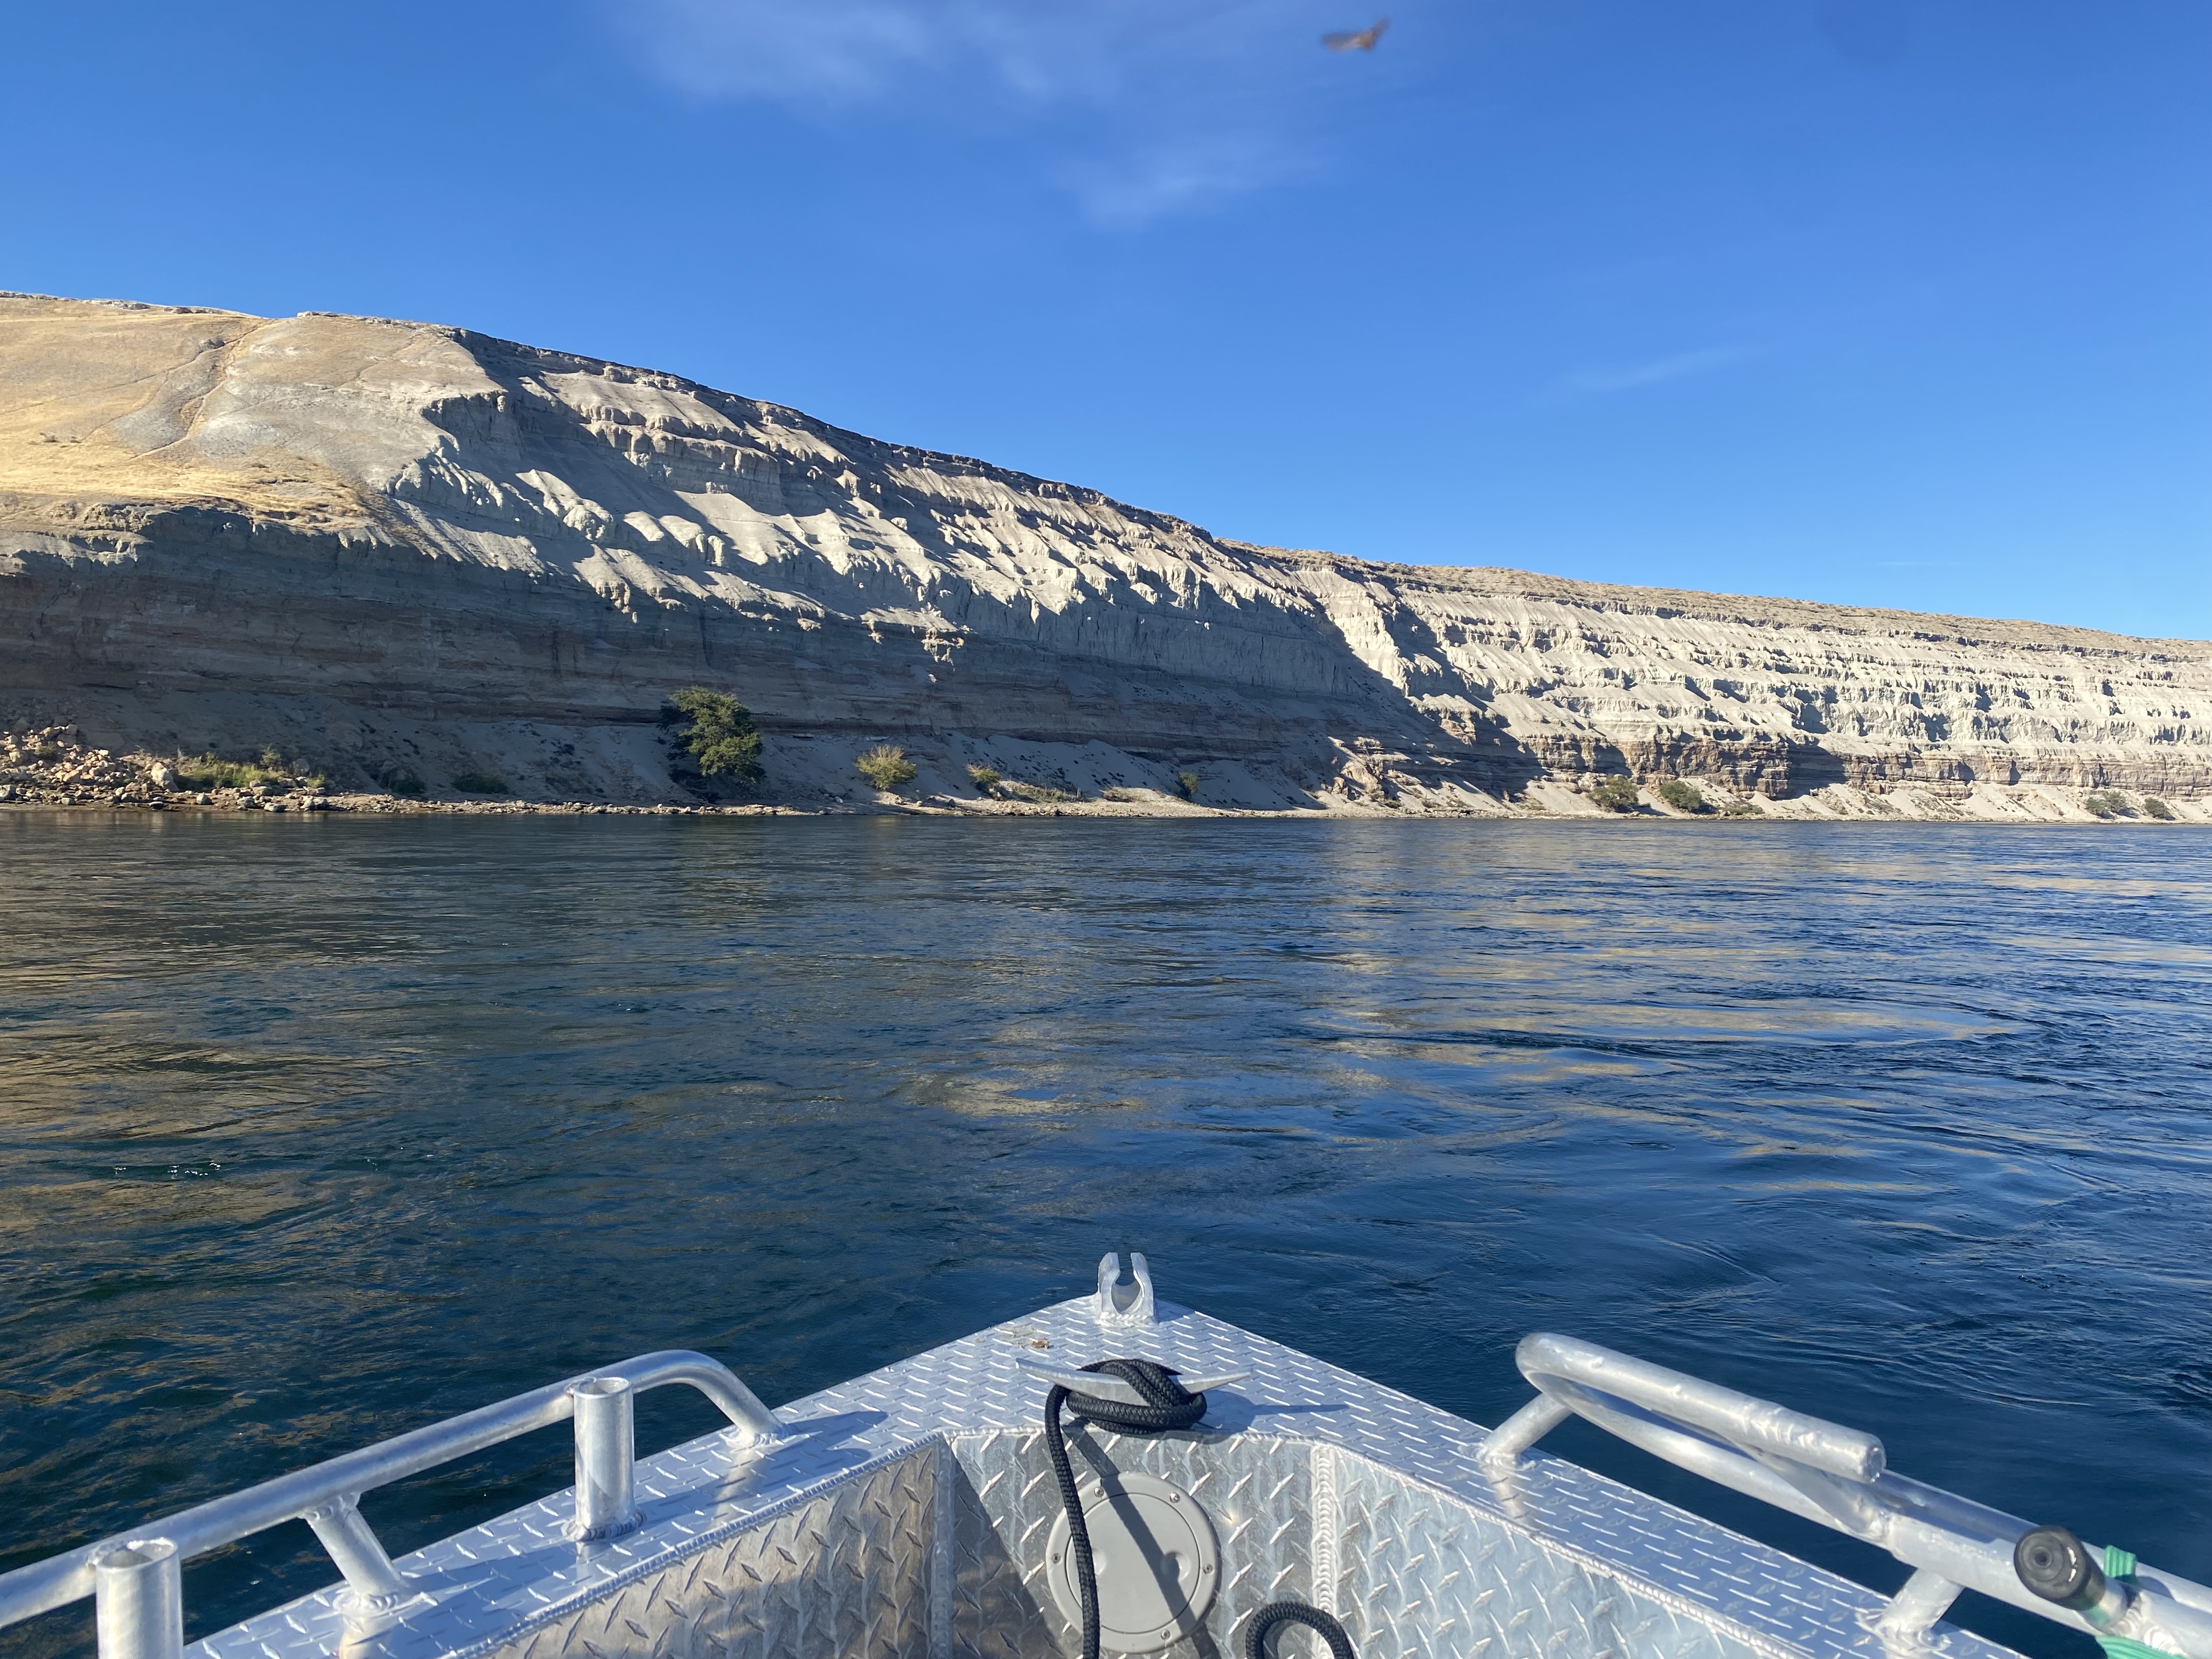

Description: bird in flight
[1323,17,1389,51]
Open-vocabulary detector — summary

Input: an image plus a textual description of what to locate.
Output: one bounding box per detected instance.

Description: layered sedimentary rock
[4,291,2208,811]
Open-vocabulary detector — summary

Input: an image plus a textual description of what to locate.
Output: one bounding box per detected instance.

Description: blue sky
[5,1,2207,637]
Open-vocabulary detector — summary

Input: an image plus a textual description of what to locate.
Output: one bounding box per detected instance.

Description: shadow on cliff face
[1624,737,2000,799]
[1609,736,1852,798]
[0,506,1549,805]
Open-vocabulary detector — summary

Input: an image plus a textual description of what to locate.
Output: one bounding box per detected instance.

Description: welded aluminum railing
[0,1350,778,1659]
[1484,1333,2212,1658]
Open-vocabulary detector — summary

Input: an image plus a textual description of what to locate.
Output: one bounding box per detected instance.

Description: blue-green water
[3,812,2209,1659]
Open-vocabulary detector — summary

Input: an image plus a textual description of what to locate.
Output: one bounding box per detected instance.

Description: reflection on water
[3,812,2209,1659]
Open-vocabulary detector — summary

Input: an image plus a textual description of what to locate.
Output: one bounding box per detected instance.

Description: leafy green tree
[2083,789,2127,819]
[1657,779,1707,814]
[1590,776,1641,812]
[664,687,764,783]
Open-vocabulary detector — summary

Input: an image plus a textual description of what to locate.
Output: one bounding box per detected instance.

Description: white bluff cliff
[4,292,2209,816]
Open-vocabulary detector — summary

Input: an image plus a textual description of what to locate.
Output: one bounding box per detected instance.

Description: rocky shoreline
[4,728,2203,825]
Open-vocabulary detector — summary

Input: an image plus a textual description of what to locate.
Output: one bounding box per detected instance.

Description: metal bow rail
[1481,1333,2212,1658]
[0,1350,778,1659]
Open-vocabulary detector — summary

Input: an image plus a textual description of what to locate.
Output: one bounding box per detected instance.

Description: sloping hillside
[5,292,2208,815]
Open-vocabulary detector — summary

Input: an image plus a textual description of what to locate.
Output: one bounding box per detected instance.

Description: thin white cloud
[604,0,1377,224]
[1557,347,1749,396]
[1058,132,1307,228]
[637,2,940,101]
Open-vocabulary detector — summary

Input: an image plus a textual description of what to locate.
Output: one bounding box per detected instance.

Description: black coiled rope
[1045,1361,1356,1659]
[1243,1602,1357,1659]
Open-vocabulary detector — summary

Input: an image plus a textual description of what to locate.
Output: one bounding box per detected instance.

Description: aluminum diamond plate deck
[188,1297,2028,1659]
[946,1429,1314,1659]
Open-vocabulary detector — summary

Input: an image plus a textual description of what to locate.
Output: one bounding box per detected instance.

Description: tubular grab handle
[1517,1331,1886,1480]
[0,1350,778,1643]
[1487,1333,2212,1659]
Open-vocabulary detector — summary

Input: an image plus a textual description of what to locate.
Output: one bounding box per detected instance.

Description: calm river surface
[3,812,2209,1659]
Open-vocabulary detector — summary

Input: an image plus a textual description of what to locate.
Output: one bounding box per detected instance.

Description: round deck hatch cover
[1046,1471,1220,1654]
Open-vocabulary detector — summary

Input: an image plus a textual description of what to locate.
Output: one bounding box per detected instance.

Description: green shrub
[663,686,764,783]
[966,765,1001,792]
[1657,780,1707,814]
[1590,776,1641,813]
[1176,770,1199,799]
[386,772,426,797]
[1718,795,1762,817]
[855,745,918,792]
[1003,780,1077,805]
[453,772,510,795]
[33,743,61,763]
[2084,789,2129,819]
[2142,796,2175,821]
[177,752,312,793]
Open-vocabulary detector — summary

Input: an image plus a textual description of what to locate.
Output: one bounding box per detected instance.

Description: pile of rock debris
[0,728,332,811]
[0,727,173,807]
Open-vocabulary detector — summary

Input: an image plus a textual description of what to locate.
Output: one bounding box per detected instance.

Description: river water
[2,812,2208,1659]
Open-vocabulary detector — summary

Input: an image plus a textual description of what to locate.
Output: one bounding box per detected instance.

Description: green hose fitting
[2094,1548,2178,1659]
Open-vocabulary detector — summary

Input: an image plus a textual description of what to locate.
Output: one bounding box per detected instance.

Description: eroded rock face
[5,291,2209,809]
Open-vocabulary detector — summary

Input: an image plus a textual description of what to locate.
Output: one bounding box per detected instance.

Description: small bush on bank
[2143,796,2176,821]
[177,752,319,793]
[1589,776,1641,812]
[1718,795,1762,817]
[453,772,510,795]
[966,765,1001,792]
[663,686,764,784]
[1003,780,1077,804]
[2084,789,2130,819]
[177,757,275,791]
[1176,770,1199,799]
[386,772,426,797]
[855,745,918,792]
[1657,780,1707,814]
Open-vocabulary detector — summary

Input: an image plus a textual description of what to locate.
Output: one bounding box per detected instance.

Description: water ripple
[0,814,2207,1659]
